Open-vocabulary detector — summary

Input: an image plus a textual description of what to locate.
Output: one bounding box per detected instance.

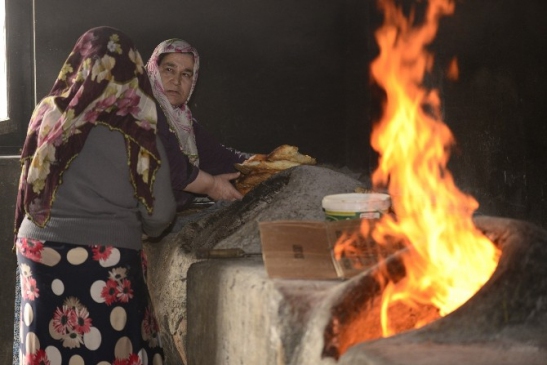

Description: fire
[343,0,501,336]
[447,57,459,81]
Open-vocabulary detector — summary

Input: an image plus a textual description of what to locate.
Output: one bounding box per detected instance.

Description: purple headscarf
[15,26,160,237]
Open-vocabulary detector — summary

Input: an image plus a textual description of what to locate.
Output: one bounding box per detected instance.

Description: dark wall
[0,0,33,154]
[0,157,20,364]
[33,0,372,171]
[431,0,547,226]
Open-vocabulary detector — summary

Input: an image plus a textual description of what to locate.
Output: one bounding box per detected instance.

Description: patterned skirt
[15,237,163,365]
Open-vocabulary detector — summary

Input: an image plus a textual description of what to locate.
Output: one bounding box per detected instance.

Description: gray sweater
[18,124,176,250]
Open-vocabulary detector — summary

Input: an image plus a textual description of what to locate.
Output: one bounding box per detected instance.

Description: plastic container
[322,193,391,221]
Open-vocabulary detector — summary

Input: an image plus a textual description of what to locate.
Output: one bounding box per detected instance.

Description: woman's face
[158,52,195,107]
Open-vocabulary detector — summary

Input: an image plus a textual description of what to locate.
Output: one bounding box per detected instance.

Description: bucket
[322,193,391,221]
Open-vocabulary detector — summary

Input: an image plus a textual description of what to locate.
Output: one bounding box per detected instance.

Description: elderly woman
[13,26,175,364]
[146,39,247,211]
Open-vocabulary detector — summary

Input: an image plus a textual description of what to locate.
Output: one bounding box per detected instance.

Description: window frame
[0,0,34,154]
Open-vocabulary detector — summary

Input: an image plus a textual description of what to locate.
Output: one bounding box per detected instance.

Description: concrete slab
[186,257,339,365]
[183,216,547,365]
[185,257,547,365]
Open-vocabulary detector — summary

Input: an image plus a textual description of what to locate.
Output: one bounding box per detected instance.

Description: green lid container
[322,193,391,221]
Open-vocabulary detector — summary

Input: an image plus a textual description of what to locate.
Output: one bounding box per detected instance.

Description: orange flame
[447,57,459,81]
[364,0,499,336]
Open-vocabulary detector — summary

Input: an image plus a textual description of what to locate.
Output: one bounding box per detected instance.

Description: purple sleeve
[193,120,246,175]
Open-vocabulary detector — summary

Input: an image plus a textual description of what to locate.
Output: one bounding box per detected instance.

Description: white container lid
[322,193,391,212]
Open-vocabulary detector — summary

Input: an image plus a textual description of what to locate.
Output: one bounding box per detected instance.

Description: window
[0,0,7,121]
[0,0,33,153]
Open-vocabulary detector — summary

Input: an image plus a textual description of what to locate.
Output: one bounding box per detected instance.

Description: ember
[335,0,500,338]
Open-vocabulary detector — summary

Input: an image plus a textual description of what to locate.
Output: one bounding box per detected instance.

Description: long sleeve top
[156,105,246,210]
[18,124,176,250]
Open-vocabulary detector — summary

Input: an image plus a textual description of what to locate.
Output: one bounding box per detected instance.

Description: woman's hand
[185,170,243,201]
[207,172,243,201]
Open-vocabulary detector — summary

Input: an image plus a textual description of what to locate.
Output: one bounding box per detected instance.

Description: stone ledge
[186,256,547,365]
[186,257,339,365]
[183,216,547,365]
[340,342,547,365]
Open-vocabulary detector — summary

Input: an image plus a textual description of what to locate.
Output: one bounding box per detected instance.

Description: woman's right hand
[185,170,243,202]
[208,172,243,201]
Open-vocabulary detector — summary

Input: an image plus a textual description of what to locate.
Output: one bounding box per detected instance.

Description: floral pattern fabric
[14,26,160,238]
[16,238,163,365]
[146,39,200,166]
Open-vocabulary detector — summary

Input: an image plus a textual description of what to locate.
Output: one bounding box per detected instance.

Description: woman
[13,26,175,364]
[146,39,247,211]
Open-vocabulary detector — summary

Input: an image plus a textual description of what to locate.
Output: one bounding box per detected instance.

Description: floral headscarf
[146,39,200,165]
[14,26,160,236]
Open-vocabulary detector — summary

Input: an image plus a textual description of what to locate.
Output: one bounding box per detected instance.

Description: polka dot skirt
[16,237,163,365]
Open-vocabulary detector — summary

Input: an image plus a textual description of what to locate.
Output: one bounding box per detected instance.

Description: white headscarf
[146,39,200,165]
